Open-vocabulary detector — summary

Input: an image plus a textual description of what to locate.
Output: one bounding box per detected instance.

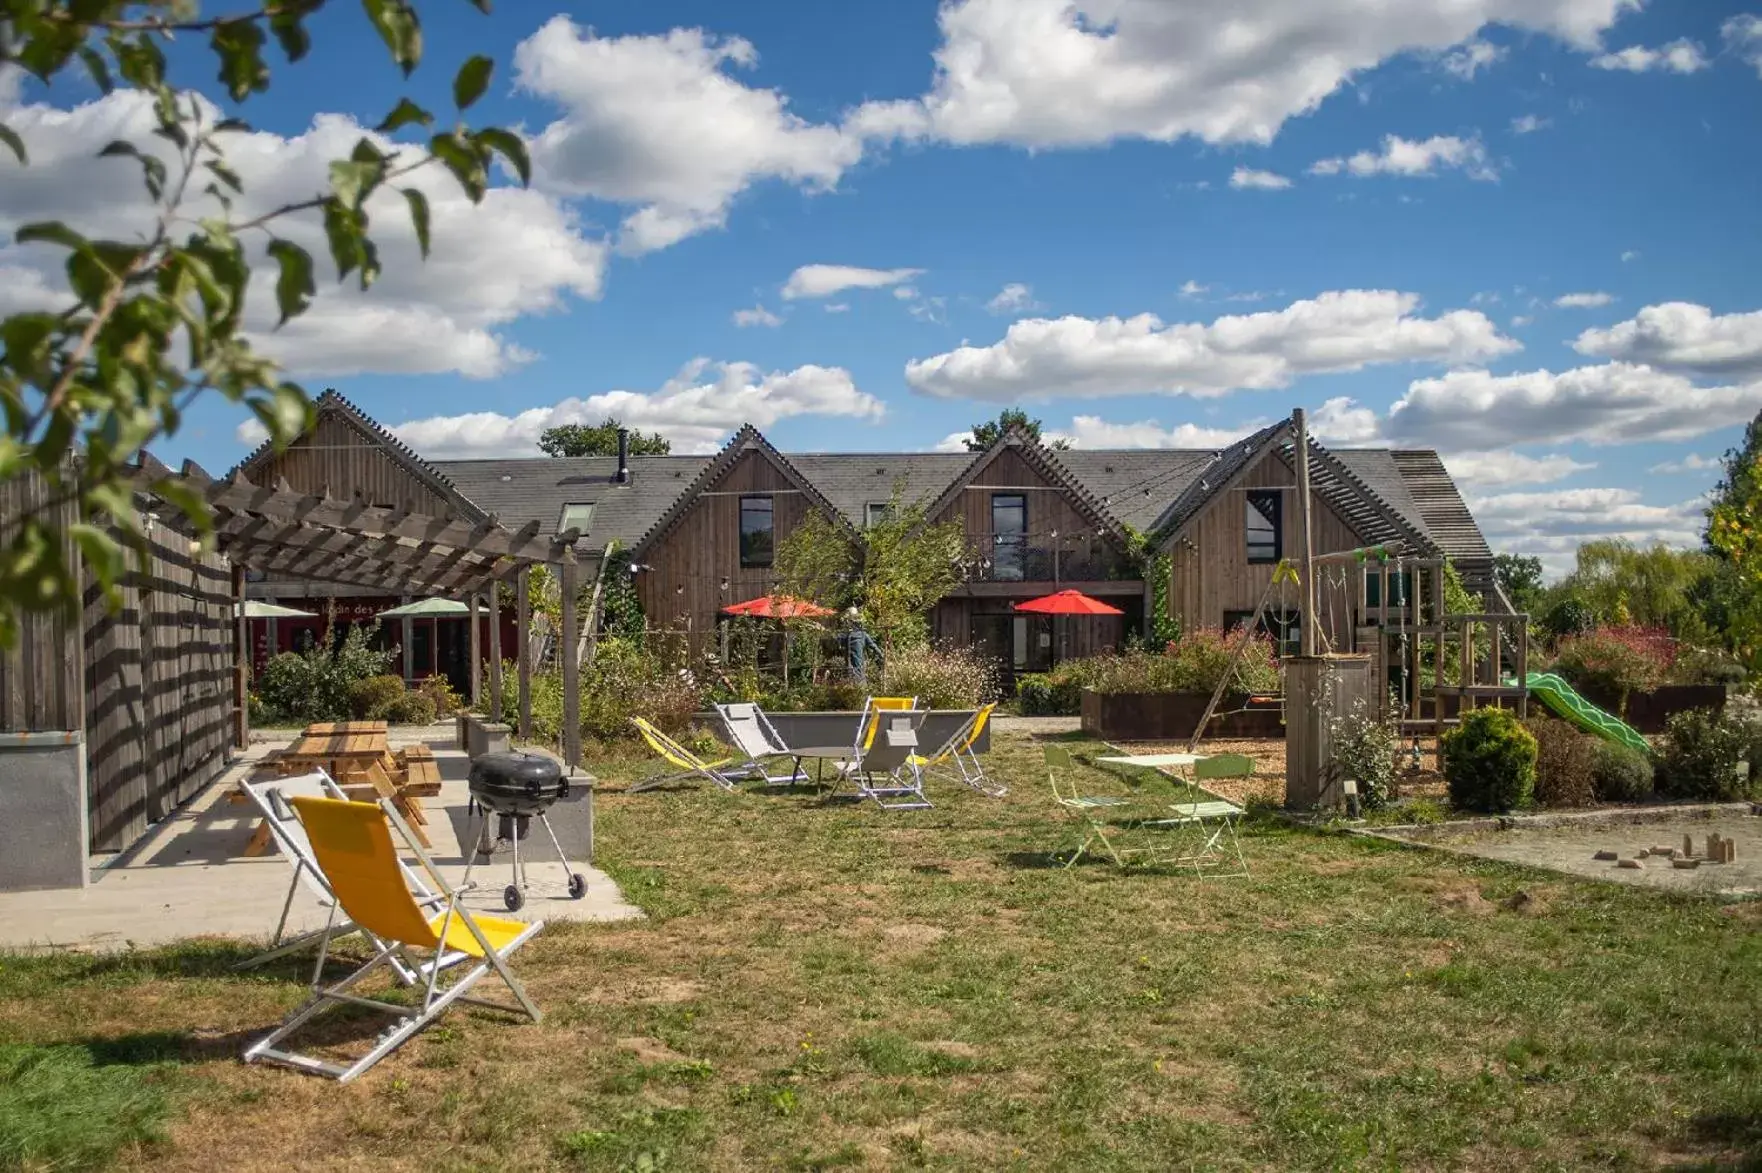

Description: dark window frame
[1245,489,1282,564]
[1224,608,1301,657]
[739,495,775,568]
[990,492,1028,582]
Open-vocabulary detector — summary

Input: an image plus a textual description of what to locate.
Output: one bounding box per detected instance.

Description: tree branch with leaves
[0,0,525,647]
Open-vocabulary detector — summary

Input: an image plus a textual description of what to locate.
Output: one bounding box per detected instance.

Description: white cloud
[515,18,864,254]
[1554,291,1614,308]
[1648,453,1720,475]
[1387,362,1762,450]
[1441,451,1594,487]
[1590,38,1709,73]
[932,430,976,453]
[1309,396,1385,445]
[732,305,783,328]
[892,285,919,301]
[1055,416,1267,449]
[781,264,923,300]
[1572,302,1762,378]
[390,359,883,458]
[1310,134,1498,181]
[1724,15,1762,78]
[1440,38,1508,80]
[0,91,605,380]
[1620,249,1640,262]
[1510,113,1551,134]
[987,283,1039,314]
[904,290,1518,402]
[824,303,851,313]
[1511,314,1535,327]
[848,0,1634,149]
[1470,291,1502,306]
[1179,280,1210,298]
[1230,166,1292,190]
[1469,487,1703,572]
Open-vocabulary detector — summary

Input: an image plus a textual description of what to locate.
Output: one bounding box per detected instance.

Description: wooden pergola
[127,454,589,770]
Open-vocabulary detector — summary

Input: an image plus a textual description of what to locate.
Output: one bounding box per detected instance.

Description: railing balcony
[963,532,1138,584]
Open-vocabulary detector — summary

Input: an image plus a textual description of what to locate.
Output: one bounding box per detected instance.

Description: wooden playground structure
[1187,408,1529,808]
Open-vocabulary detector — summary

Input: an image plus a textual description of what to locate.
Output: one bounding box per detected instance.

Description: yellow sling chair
[243,796,543,1083]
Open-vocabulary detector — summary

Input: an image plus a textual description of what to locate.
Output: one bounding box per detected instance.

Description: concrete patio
[0,735,641,952]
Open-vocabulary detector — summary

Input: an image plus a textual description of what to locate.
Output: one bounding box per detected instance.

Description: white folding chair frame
[840,701,931,810]
[243,798,544,1084]
[715,702,810,785]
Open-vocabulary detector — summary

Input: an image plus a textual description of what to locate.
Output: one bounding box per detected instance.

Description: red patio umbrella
[721,594,836,619]
[1012,589,1124,616]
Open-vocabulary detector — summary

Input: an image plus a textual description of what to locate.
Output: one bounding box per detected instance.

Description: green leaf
[328,158,383,209]
[211,20,270,102]
[77,46,114,94]
[374,98,433,133]
[453,55,494,110]
[213,118,253,134]
[114,36,167,90]
[266,240,316,326]
[361,0,424,76]
[321,198,364,282]
[401,187,431,258]
[0,123,25,166]
[149,478,214,533]
[250,384,314,446]
[68,524,126,591]
[269,7,312,63]
[16,221,89,252]
[429,131,486,202]
[205,159,243,193]
[473,127,530,186]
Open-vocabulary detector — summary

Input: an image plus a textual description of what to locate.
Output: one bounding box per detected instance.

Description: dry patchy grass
[1,733,1759,1171]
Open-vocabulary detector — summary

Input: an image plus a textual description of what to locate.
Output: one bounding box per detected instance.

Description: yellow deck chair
[629,717,740,793]
[909,703,1005,797]
[243,797,543,1084]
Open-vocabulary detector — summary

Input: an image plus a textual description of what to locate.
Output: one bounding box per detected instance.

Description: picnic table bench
[235,726,442,852]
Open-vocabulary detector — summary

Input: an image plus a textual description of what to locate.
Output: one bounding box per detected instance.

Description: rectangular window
[558,502,595,534]
[739,495,774,568]
[1245,489,1281,564]
[991,493,1027,582]
[864,502,890,528]
[1225,609,1301,657]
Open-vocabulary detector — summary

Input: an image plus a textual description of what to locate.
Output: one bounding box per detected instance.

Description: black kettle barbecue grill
[464,751,586,911]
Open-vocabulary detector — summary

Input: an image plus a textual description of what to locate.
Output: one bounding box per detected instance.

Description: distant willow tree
[537,419,670,458]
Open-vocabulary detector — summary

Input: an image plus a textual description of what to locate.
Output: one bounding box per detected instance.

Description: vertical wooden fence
[2,467,239,852]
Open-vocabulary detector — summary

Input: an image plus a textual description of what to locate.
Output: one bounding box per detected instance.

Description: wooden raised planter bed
[1080,689,1284,741]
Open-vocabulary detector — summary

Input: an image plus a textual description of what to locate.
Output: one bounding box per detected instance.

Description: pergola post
[488,580,504,722]
[400,594,413,683]
[232,561,249,750]
[468,591,481,710]
[515,566,532,739]
[560,548,581,774]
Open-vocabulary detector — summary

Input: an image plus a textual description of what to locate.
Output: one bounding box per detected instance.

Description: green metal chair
[1151,753,1251,878]
[1044,745,1166,868]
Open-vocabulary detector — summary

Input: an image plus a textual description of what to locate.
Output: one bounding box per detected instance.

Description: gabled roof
[924,428,1131,544]
[234,388,486,521]
[788,453,973,525]
[436,454,710,549]
[1150,421,1290,539]
[629,425,854,556]
[1390,450,1493,564]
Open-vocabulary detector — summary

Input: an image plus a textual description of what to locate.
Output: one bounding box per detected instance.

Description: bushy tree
[963,408,1071,452]
[1558,539,1716,636]
[0,1,523,649]
[1704,409,1762,664]
[1493,552,1544,612]
[538,419,670,458]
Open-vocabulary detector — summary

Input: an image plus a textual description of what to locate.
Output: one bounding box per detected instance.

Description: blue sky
[4,0,1761,571]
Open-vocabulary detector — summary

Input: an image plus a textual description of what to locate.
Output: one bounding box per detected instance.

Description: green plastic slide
[1521,672,1651,755]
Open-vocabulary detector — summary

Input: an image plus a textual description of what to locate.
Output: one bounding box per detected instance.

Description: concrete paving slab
[0,741,642,953]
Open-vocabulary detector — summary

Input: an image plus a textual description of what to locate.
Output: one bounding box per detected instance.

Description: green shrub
[1523,716,1598,808]
[876,643,1000,708]
[418,673,465,715]
[1016,672,1082,716]
[1549,628,1672,712]
[254,626,393,725]
[1591,740,1655,803]
[382,690,438,725]
[1656,710,1756,801]
[1442,707,1537,813]
[1327,694,1400,809]
[348,674,407,719]
[1541,597,1596,639]
[1672,645,1748,686]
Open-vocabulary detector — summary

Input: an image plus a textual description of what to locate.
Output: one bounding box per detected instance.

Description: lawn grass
[0,732,1758,1171]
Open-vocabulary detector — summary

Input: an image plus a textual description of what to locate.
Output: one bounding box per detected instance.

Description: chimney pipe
[616,428,630,484]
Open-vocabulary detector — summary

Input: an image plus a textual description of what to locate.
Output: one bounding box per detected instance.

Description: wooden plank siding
[1167,451,1366,649]
[636,450,820,648]
[0,467,83,732]
[246,412,461,516]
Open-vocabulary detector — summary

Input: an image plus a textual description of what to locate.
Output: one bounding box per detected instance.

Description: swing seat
[1245,693,1282,707]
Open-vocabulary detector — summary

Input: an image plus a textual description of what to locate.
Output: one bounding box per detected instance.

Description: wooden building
[248,396,1502,684]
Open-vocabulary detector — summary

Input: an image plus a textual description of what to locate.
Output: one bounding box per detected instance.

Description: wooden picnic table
[270,727,436,848]
[303,720,389,736]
